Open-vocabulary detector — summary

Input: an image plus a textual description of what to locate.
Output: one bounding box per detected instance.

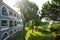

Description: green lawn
[11,27,52,40]
[25,27,51,40]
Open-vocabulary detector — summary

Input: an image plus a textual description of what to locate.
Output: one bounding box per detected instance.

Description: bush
[51,23,60,29]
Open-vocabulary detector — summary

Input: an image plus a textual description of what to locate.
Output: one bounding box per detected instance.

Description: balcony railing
[1,26,8,29]
[1,26,9,31]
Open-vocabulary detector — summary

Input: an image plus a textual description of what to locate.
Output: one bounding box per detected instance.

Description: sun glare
[3,0,16,10]
[3,0,51,10]
[29,0,51,10]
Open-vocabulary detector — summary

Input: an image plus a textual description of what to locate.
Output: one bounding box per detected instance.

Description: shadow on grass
[29,34,52,40]
[7,30,25,40]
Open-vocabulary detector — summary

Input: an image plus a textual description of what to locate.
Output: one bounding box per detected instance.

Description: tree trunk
[23,20,25,40]
[32,20,34,33]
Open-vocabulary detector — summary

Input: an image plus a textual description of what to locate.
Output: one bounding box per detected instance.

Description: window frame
[1,19,8,27]
[14,13,16,17]
[9,20,13,27]
[2,7,8,16]
[9,11,13,16]
[9,31,13,35]
[14,21,17,26]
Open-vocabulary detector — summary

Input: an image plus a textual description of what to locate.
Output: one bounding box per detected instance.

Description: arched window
[2,7,8,16]
[2,33,8,40]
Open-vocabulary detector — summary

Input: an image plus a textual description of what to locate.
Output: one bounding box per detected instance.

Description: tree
[41,0,60,39]
[15,0,39,33]
[50,0,60,20]
[41,0,60,21]
[41,1,51,18]
[15,0,38,21]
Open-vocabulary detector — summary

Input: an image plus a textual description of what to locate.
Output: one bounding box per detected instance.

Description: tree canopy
[15,0,39,22]
[41,0,60,21]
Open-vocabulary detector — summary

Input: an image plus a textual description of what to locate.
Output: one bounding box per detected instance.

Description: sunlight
[3,0,16,7]
[29,0,51,9]
[3,0,16,10]
[41,18,47,22]
[3,0,51,10]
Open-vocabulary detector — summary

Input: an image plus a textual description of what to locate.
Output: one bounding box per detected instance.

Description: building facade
[0,0,23,40]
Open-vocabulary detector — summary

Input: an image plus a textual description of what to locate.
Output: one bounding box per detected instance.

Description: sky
[3,0,51,11]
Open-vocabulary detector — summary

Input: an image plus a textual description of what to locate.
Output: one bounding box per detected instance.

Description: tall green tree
[15,0,39,33]
[41,0,60,21]
[41,1,51,18]
[15,0,38,22]
[41,0,60,39]
[50,0,60,20]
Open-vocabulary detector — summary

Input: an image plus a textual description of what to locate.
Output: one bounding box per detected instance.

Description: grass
[25,27,51,40]
[11,26,52,40]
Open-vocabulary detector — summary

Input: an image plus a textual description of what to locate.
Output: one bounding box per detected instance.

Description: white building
[0,0,23,40]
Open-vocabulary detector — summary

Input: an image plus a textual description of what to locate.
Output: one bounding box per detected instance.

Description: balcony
[1,26,9,31]
[1,20,9,31]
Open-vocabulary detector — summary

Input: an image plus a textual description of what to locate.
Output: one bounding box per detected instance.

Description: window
[2,7,8,16]
[10,31,13,35]
[1,20,8,26]
[14,21,17,26]
[18,16,21,19]
[17,15,21,19]
[2,33,8,40]
[9,11,13,16]
[17,21,20,24]
[17,15,19,19]
[17,21,22,25]
[18,16,19,19]
[14,29,16,32]
[14,14,16,17]
[9,21,13,27]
